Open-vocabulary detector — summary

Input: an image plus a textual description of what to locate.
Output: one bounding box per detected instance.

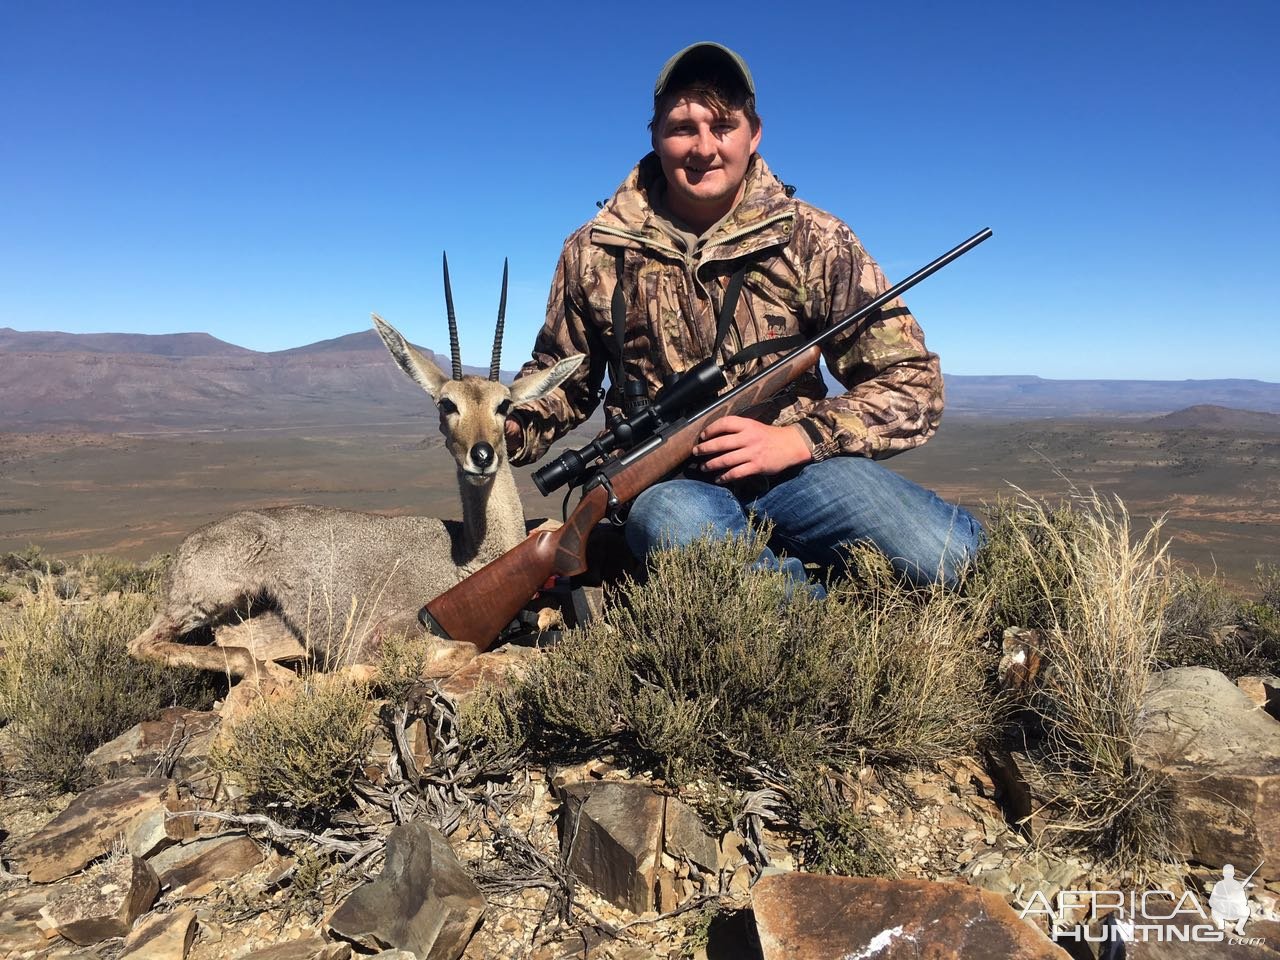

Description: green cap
[653,42,755,101]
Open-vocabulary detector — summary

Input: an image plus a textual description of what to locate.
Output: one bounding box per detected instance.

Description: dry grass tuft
[0,582,218,792]
[211,673,374,826]
[986,491,1179,866]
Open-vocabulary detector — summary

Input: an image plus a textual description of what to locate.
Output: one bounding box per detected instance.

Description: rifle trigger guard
[599,475,629,526]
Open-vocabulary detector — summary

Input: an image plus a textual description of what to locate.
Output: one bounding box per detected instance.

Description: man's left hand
[692,417,813,482]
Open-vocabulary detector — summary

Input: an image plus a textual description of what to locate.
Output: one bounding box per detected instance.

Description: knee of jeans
[626,484,705,557]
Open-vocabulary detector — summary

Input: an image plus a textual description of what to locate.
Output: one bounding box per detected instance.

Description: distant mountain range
[3,326,1279,431]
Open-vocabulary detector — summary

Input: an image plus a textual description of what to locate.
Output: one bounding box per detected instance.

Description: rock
[984,748,1049,837]
[1106,893,1280,959]
[663,796,718,873]
[752,873,1069,959]
[217,671,297,725]
[937,803,979,832]
[44,854,160,945]
[241,939,352,960]
[125,796,205,858]
[559,780,664,913]
[1238,674,1280,721]
[120,906,198,959]
[84,707,220,783]
[1135,667,1280,871]
[328,821,485,960]
[436,644,539,704]
[10,776,172,882]
[150,834,265,898]
[0,887,59,955]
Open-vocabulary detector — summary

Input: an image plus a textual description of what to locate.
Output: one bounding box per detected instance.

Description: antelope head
[373,255,584,485]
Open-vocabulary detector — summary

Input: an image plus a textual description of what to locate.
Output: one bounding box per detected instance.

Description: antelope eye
[496,399,512,416]
[438,397,458,415]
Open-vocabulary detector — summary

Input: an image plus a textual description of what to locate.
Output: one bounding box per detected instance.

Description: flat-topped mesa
[127,256,584,679]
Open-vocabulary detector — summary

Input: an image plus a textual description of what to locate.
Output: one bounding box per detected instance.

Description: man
[506,42,982,588]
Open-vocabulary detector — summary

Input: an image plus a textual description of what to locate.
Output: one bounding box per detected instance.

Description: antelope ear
[508,355,586,406]
[372,314,450,400]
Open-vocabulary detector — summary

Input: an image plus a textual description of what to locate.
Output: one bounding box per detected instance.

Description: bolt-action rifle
[419,228,993,649]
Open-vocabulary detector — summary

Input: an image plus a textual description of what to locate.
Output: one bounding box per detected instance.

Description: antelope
[127,257,584,681]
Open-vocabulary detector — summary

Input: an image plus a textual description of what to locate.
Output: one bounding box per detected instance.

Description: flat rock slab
[10,777,172,883]
[0,887,59,955]
[45,854,159,945]
[328,821,485,960]
[752,873,1069,959]
[1237,674,1280,721]
[152,834,264,898]
[120,906,198,959]
[559,781,665,914]
[664,795,718,873]
[241,939,352,960]
[1136,667,1280,871]
[85,707,220,782]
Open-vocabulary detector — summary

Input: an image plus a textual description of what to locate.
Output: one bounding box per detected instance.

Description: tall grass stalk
[1000,491,1178,865]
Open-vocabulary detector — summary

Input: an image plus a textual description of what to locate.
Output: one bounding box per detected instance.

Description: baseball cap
[653,42,755,101]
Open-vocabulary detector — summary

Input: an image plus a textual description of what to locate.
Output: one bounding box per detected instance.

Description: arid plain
[3,410,1277,591]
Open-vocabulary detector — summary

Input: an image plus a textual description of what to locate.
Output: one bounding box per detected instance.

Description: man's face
[652,95,762,228]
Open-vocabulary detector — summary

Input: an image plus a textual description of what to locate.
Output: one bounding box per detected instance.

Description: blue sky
[2,1,1276,380]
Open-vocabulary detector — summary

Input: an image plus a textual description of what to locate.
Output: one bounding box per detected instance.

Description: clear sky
[2,0,1276,380]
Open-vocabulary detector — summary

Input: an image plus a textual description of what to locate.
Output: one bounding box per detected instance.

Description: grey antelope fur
[128,258,585,681]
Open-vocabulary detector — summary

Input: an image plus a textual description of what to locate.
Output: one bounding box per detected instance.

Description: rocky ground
[3,589,1280,958]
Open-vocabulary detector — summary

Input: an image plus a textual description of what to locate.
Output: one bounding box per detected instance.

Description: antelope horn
[490,258,508,381]
[442,252,463,381]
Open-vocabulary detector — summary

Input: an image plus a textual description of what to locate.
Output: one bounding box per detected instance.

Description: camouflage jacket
[509,153,943,465]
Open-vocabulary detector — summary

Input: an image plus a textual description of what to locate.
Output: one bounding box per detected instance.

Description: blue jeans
[624,457,984,590]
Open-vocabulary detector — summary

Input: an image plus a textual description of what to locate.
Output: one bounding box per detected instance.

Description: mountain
[941,376,1280,418]
[0,326,519,431]
[1144,404,1280,433]
[3,327,1279,432]
[0,327,254,357]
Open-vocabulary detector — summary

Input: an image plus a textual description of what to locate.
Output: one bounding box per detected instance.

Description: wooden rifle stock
[421,346,822,649]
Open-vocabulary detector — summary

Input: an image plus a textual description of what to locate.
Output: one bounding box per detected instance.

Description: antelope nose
[471,442,495,470]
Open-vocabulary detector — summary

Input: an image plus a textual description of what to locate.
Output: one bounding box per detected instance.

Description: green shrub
[968,495,1082,635]
[211,674,374,826]
[374,629,433,706]
[495,527,994,843]
[1158,570,1250,675]
[1,544,63,575]
[0,583,219,791]
[0,584,15,603]
[78,553,172,596]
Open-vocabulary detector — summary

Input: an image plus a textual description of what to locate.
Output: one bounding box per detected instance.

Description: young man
[506,42,982,588]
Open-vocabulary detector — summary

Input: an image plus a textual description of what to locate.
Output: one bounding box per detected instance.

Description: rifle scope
[532,358,726,495]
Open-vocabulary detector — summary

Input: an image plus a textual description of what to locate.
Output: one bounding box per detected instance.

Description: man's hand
[692,417,813,482]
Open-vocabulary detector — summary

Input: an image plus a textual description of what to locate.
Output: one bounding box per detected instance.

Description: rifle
[420,228,993,649]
